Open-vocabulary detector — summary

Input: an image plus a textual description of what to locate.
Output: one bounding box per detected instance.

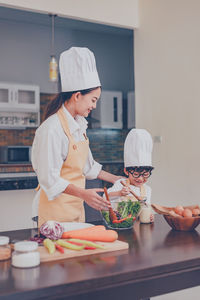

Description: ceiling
[0,5,133,36]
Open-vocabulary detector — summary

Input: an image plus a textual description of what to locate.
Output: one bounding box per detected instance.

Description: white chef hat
[59,47,101,92]
[124,129,153,167]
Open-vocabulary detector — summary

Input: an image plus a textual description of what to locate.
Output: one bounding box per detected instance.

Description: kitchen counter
[0,172,36,178]
[1,215,200,299]
[0,172,38,190]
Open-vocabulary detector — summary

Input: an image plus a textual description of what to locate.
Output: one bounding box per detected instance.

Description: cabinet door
[14,84,39,111]
[100,91,122,129]
[0,83,12,108]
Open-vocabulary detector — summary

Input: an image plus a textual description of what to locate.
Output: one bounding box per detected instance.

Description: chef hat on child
[59,47,101,92]
[124,129,153,167]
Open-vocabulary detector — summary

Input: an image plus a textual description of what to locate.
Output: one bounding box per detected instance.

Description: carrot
[112,217,129,224]
[63,229,118,242]
[104,187,118,222]
[62,225,106,239]
[55,243,65,254]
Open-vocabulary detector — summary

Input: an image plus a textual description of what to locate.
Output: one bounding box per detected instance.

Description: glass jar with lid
[0,236,11,261]
[12,241,40,268]
[140,203,152,224]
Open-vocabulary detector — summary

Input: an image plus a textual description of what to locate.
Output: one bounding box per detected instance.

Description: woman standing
[32,47,120,227]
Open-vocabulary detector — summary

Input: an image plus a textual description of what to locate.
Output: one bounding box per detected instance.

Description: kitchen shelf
[0,111,40,129]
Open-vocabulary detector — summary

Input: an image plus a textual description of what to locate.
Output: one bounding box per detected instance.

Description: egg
[174,205,184,216]
[192,208,200,216]
[182,208,193,218]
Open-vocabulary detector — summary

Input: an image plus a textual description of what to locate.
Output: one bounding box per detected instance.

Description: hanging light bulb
[49,14,58,82]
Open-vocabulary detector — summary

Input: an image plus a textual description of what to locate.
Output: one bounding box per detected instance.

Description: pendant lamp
[49,14,58,82]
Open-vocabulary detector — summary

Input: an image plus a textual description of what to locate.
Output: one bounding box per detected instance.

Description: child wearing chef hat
[106,129,154,220]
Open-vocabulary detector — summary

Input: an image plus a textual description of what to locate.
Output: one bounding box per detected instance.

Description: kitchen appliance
[127,91,135,129]
[91,90,123,129]
[0,146,32,164]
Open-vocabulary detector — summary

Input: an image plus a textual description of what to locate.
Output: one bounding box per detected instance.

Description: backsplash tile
[87,129,129,162]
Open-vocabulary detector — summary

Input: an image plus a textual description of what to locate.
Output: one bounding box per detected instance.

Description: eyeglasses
[128,170,151,179]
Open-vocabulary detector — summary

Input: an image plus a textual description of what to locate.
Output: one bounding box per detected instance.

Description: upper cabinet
[0,82,40,129]
[0,82,40,112]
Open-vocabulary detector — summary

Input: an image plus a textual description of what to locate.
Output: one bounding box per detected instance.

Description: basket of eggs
[151,204,200,231]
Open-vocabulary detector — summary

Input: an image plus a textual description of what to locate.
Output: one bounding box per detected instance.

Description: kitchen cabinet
[0,82,40,128]
[91,90,123,129]
[0,82,39,112]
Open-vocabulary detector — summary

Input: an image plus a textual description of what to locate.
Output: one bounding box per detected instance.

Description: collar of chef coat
[62,104,88,134]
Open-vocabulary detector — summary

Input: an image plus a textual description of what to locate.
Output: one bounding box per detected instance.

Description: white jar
[12,241,40,268]
[140,206,152,224]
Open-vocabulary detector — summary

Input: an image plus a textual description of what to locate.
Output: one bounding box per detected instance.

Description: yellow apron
[38,107,89,228]
[121,179,146,202]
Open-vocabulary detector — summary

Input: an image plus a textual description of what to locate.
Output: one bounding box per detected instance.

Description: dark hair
[126,166,154,173]
[44,87,100,121]
[125,166,154,177]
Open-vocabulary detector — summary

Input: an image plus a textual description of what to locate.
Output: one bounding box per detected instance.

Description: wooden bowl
[151,204,200,231]
[164,215,200,231]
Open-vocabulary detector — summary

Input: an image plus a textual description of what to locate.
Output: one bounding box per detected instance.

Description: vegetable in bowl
[102,199,141,230]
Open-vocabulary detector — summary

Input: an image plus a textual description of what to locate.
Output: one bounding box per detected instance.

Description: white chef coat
[31,104,102,217]
[106,178,152,204]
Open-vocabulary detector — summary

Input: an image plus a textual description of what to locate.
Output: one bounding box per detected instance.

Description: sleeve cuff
[85,161,102,180]
[43,178,70,201]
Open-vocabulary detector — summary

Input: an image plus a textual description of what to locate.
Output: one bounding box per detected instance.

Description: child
[106,129,154,220]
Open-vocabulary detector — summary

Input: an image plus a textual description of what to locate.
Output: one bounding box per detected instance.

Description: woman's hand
[64,184,110,211]
[120,186,130,196]
[83,188,110,211]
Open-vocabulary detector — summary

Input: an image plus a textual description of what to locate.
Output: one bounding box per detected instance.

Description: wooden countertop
[1,216,200,299]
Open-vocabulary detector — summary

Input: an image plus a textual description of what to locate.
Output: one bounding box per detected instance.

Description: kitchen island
[1,215,200,299]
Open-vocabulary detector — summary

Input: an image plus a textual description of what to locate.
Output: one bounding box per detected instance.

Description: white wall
[135,0,200,207]
[0,0,139,29]
[0,189,36,231]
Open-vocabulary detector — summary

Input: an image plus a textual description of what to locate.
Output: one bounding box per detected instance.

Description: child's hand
[150,213,154,223]
[120,186,130,196]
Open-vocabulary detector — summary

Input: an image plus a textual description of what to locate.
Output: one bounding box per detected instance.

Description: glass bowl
[101,198,141,230]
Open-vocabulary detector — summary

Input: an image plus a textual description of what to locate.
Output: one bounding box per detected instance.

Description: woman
[32,47,120,227]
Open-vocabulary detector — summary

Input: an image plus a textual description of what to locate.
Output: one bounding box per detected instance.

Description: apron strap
[57,107,73,139]
[35,184,40,191]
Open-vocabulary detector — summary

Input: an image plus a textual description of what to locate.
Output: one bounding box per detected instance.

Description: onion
[39,221,64,240]
[30,236,45,244]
